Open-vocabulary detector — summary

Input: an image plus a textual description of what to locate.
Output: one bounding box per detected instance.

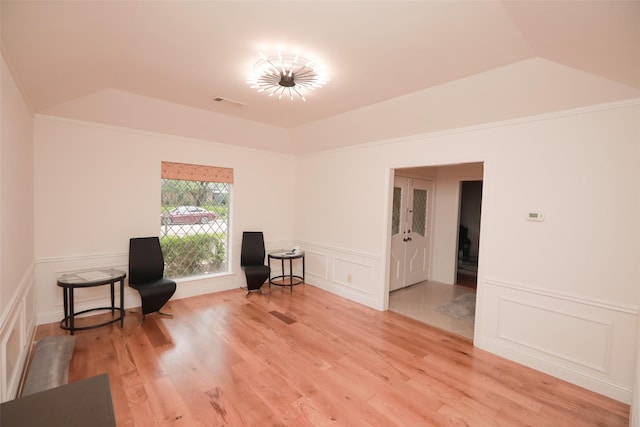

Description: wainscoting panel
[4,318,22,391]
[0,265,36,402]
[498,298,611,372]
[297,241,385,310]
[476,279,637,403]
[332,257,373,293]
[304,250,329,280]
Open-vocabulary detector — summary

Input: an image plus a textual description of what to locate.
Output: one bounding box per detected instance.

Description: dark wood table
[0,373,116,427]
[57,268,126,335]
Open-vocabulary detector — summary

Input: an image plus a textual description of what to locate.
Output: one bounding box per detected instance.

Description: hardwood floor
[34,284,629,426]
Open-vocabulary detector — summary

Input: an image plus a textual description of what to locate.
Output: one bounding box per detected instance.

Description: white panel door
[389,177,407,291]
[390,177,432,291]
[404,179,432,285]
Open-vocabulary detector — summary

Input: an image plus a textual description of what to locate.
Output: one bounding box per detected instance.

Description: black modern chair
[240,231,270,295]
[128,237,176,322]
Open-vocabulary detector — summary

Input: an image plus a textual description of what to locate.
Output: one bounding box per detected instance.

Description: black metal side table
[268,251,305,292]
[57,268,126,335]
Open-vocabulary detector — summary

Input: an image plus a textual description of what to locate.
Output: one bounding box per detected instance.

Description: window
[160,161,232,279]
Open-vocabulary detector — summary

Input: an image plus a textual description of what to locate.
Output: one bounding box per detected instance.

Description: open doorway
[456,180,482,289]
[388,163,483,341]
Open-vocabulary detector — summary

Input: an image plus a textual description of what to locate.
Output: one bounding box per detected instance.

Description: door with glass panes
[390,177,432,291]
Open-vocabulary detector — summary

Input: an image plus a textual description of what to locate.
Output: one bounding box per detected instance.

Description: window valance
[161,161,233,184]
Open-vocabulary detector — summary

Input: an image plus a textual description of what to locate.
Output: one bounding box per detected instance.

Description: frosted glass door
[390,177,432,291]
[389,179,406,291]
[404,180,431,285]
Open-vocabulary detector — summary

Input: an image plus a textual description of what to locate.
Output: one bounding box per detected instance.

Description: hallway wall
[0,55,36,401]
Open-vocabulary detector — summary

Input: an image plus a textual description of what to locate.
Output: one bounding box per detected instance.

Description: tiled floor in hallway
[389,281,476,340]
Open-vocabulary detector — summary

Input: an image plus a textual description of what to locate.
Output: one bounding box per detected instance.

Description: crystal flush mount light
[246,51,329,101]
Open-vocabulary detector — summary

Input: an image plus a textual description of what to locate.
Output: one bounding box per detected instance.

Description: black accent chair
[128,237,176,321]
[241,231,270,295]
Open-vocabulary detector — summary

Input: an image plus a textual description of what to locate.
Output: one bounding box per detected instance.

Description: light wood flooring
[34,284,629,426]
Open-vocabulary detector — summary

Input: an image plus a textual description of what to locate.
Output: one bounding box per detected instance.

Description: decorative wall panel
[498,298,611,372]
[304,251,329,280]
[0,270,35,402]
[476,279,637,403]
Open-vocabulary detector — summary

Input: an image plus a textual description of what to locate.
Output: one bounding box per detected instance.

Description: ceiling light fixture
[246,51,329,101]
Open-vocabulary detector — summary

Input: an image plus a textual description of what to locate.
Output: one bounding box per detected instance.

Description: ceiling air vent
[212,97,246,108]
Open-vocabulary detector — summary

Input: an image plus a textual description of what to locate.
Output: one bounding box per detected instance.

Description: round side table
[267,251,305,292]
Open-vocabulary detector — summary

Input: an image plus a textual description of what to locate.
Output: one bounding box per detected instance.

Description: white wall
[294,101,640,403]
[33,116,297,325]
[431,163,483,284]
[0,55,36,401]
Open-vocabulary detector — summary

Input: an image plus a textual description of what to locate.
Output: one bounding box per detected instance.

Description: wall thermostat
[526,212,544,222]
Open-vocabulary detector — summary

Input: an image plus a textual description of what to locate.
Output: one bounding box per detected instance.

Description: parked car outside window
[161,206,216,225]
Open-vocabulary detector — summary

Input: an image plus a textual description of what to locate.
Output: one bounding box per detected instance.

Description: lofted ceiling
[1,1,639,145]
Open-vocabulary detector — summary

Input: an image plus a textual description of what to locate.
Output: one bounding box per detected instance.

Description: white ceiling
[2,1,639,132]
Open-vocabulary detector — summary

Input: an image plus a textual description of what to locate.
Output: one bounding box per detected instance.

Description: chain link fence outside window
[160,179,230,279]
